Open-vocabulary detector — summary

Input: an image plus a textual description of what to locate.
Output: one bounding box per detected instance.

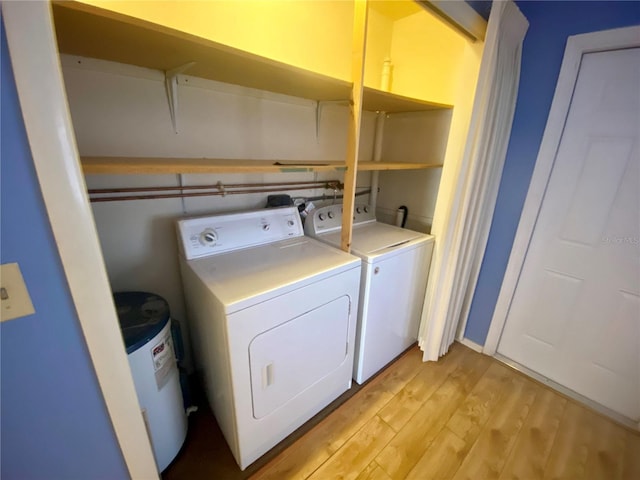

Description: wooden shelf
[52,2,352,102]
[357,161,444,171]
[81,157,349,175]
[362,87,451,113]
[52,3,452,114]
[58,2,448,181]
[81,157,442,175]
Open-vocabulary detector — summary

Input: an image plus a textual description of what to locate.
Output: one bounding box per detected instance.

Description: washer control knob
[328,211,334,219]
[199,228,218,246]
[318,213,326,221]
[287,220,295,227]
[262,224,270,231]
[356,207,362,214]
[364,206,369,213]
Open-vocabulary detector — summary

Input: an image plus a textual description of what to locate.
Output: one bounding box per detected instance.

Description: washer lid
[184,236,360,313]
[113,291,170,354]
[319,222,434,261]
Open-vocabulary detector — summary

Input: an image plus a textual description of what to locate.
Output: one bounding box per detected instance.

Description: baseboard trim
[457,337,484,354]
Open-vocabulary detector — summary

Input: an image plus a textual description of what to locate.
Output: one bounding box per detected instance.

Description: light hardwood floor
[250,343,640,480]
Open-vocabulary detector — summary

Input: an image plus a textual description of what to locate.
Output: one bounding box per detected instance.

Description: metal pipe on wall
[369,112,386,208]
[300,188,371,203]
[88,179,344,203]
[89,180,339,195]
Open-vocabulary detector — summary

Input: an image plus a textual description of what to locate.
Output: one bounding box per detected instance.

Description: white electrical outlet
[1,263,35,322]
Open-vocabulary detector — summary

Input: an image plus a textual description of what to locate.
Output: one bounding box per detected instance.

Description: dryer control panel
[304,204,376,236]
[177,207,303,259]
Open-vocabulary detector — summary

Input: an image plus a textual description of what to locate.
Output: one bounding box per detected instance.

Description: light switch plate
[1,263,36,322]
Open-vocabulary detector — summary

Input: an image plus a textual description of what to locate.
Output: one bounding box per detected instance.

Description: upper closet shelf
[81,157,443,175]
[362,88,451,113]
[81,158,347,175]
[357,161,444,171]
[52,2,351,102]
[52,2,451,113]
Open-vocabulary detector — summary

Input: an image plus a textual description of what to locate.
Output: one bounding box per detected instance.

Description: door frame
[484,25,640,357]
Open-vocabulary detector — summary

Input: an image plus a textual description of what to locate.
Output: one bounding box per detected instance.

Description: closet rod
[89,179,342,195]
[90,183,343,203]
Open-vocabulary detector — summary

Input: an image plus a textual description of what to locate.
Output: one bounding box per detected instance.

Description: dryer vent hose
[395,206,408,228]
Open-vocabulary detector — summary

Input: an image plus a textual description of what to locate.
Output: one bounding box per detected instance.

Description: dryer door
[248,295,350,419]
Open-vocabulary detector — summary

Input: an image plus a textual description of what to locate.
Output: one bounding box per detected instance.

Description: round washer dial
[199,228,218,246]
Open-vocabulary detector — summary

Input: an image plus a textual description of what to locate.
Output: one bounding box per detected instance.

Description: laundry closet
[51,1,483,364]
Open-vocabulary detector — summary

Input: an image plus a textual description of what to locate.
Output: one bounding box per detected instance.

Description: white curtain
[418,1,529,361]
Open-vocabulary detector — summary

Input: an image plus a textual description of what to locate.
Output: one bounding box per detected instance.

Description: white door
[497,47,639,422]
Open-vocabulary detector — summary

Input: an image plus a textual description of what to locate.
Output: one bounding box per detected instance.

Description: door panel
[560,138,634,245]
[498,48,640,421]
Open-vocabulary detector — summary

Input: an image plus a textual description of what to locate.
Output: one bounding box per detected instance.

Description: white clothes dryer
[305,204,434,384]
[176,207,360,470]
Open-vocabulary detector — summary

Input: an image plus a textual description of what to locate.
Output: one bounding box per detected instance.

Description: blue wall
[466,0,492,20]
[0,20,128,479]
[464,1,640,345]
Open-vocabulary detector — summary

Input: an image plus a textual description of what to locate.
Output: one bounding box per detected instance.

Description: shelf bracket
[165,62,196,134]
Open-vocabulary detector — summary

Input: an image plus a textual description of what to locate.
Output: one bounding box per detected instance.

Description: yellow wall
[390,9,467,105]
[78,0,354,81]
[364,6,394,90]
[363,2,469,105]
[78,0,473,105]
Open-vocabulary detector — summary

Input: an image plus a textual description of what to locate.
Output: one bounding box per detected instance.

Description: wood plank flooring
[163,343,640,480]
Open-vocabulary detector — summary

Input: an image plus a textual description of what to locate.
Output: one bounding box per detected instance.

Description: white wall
[61,56,375,339]
[375,110,453,232]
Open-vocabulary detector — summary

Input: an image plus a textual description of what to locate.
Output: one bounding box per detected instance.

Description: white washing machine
[176,207,360,470]
[305,204,434,384]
